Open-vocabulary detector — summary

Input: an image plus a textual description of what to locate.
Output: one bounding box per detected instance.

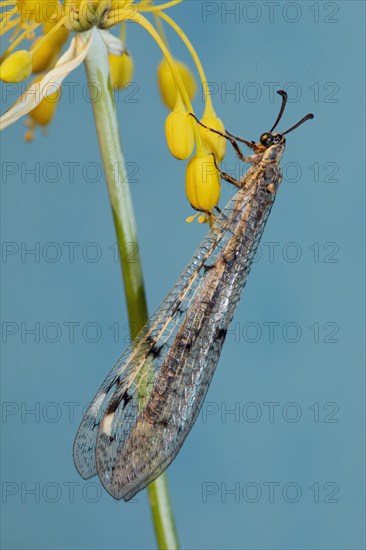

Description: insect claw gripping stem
[190,113,253,163]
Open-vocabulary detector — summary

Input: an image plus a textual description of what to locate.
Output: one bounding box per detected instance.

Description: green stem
[84,30,179,550]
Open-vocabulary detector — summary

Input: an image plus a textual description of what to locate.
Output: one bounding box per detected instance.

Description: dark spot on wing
[202,263,215,275]
[216,327,228,341]
[106,396,120,415]
[183,341,192,352]
[145,334,157,348]
[121,391,132,410]
[222,254,235,270]
[148,343,164,359]
[175,302,186,316]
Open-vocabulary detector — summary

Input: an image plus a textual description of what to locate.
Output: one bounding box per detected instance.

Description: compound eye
[260,133,273,146]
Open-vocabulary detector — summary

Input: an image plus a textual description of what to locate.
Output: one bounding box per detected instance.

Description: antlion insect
[73,90,314,501]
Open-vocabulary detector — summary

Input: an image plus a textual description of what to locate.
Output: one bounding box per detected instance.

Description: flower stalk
[84,30,179,549]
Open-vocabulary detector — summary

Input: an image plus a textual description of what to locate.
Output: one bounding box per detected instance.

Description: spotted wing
[93,184,276,500]
[73,198,236,481]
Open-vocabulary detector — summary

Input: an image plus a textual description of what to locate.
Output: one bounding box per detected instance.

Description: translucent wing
[96,184,274,500]
[74,175,276,500]
[73,193,237,481]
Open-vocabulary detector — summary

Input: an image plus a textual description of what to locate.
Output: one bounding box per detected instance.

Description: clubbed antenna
[269,90,288,133]
[282,113,315,135]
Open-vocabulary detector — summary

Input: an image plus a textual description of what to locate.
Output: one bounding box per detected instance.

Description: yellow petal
[157,58,196,110]
[0,50,32,83]
[109,51,134,89]
[198,115,227,163]
[165,108,194,160]
[185,153,220,212]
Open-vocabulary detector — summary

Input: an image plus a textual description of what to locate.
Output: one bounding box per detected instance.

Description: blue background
[1,1,365,549]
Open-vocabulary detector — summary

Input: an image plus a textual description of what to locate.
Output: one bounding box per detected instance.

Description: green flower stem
[84,30,179,550]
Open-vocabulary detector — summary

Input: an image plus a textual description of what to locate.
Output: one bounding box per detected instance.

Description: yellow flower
[0,1,190,129]
[0,50,32,82]
[185,153,220,213]
[198,112,227,163]
[157,57,196,110]
[109,50,134,89]
[1,0,225,215]
[165,100,194,160]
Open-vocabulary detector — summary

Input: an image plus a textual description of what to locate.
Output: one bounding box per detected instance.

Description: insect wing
[72,326,152,480]
[95,328,227,501]
[92,188,270,501]
[73,219,231,486]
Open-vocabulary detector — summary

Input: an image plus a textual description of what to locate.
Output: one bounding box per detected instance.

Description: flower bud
[29,87,59,126]
[165,108,194,160]
[109,51,134,89]
[0,50,32,83]
[198,114,227,163]
[157,58,196,110]
[185,153,221,212]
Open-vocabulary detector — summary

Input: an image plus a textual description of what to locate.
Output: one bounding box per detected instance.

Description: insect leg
[200,209,231,233]
[215,205,228,220]
[210,152,241,188]
[225,130,258,152]
[190,114,253,163]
